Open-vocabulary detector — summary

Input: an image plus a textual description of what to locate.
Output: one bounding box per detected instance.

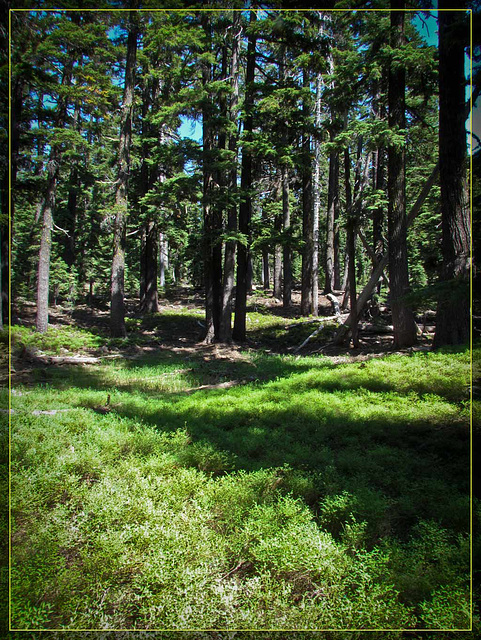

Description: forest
[1,1,479,634]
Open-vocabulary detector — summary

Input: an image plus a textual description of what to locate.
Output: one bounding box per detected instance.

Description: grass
[7,308,476,632]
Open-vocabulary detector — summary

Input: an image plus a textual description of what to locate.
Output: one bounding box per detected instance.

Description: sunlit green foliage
[9,322,471,630]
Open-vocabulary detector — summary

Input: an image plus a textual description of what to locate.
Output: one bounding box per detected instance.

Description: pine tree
[36,36,77,333]
[110,12,138,338]
[219,10,241,342]
[233,10,257,342]
[433,6,470,347]
[387,1,417,348]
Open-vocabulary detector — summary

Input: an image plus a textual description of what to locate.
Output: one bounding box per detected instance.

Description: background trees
[8,7,471,348]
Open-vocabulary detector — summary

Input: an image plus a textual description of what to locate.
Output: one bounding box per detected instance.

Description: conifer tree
[36,30,77,333]
[433,6,470,347]
[233,10,257,342]
[110,12,138,338]
[387,1,417,348]
[219,10,241,342]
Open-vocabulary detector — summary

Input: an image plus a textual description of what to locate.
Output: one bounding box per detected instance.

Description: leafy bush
[420,583,471,629]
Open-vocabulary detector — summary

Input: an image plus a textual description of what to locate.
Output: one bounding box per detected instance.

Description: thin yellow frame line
[7,7,472,634]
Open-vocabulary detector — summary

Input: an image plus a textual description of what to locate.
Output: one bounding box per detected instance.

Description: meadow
[4,301,477,633]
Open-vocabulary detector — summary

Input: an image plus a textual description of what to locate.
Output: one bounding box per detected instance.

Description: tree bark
[219,12,241,342]
[344,146,359,347]
[311,70,322,316]
[325,142,339,294]
[282,164,292,308]
[373,145,385,294]
[36,57,74,333]
[36,158,58,333]
[372,78,386,277]
[280,48,292,309]
[433,6,470,348]
[233,11,256,341]
[387,2,417,348]
[301,69,313,316]
[159,232,168,289]
[262,250,270,290]
[140,226,146,303]
[274,221,283,301]
[110,16,137,338]
[142,220,159,313]
[201,15,222,343]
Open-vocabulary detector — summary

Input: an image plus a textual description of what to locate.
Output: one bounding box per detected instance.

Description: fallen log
[294,314,343,353]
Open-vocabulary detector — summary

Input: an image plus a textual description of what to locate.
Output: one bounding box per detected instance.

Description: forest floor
[2,287,478,633]
[8,286,437,381]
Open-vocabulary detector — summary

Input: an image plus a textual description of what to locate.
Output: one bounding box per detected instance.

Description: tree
[219,10,241,342]
[110,12,138,338]
[300,68,313,315]
[433,6,470,348]
[35,31,76,333]
[387,1,417,348]
[233,11,257,342]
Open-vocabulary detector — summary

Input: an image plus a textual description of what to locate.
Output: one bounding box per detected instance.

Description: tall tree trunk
[110,16,137,338]
[233,11,256,341]
[140,226,146,303]
[344,146,359,347]
[220,13,241,342]
[372,75,386,279]
[36,58,74,333]
[373,146,385,255]
[301,69,313,316]
[311,70,322,316]
[274,222,283,301]
[63,99,81,269]
[262,250,270,290]
[373,146,385,296]
[341,245,350,310]
[247,254,254,294]
[371,77,385,272]
[282,165,292,308]
[201,15,221,343]
[387,2,416,348]
[433,6,470,348]
[159,232,168,289]
[64,167,78,268]
[36,157,59,333]
[325,140,339,294]
[333,196,341,290]
[280,48,292,309]
[139,68,159,312]
[142,220,159,313]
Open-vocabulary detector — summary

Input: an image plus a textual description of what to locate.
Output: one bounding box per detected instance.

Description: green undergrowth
[9,342,472,631]
[11,324,105,354]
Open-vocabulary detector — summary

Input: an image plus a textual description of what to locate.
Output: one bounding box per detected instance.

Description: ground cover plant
[8,299,473,632]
